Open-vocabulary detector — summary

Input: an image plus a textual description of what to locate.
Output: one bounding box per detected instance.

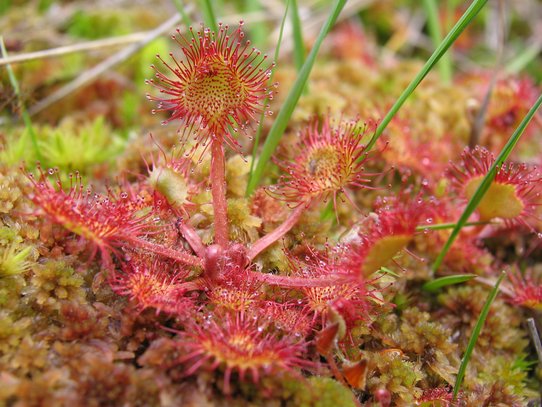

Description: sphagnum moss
[2,2,542,406]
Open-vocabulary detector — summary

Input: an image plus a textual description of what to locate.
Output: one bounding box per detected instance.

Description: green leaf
[246,0,347,195]
[432,91,542,272]
[422,0,452,83]
[527,318,542,366]
[415,220,490,231]
[244,0,266,49]
[318,0,487,221]
[453,271,506,399]
[247,0,290,190]
[422,274,477,293]
[172,0,193,29]
[0,36,43,163]
[290,0,306,72]
[505,44,541,74]
[199,0,218,33]
[379,266,401,278]
[365,0,489,152]
[0,0,11,15]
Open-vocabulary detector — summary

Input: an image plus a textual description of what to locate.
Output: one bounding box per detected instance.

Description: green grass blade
[247,0,290,191]
[365,0,488,152]
[172,0,193,29]
[290,0,306,72]
[505,43,541,74]
[415,220,491,231]
[199,0,218,33]
[320,200,334,222]
[379,266,401,278]
[0,1,11,15]
[422,274,477,293]
[0,36,43,163]
[243,0,265,49]
[432,92,542,272]
[319,0,485,220]
[422,0,452,83]
[246,0,347,195]
[527,318,542,366]
[453,270,506,399]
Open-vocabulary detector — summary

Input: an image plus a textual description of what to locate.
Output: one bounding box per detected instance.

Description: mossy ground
[1,1,542,406]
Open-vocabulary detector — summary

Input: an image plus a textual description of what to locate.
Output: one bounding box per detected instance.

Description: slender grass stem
[505,43,542,74]
[247,0,289,193]
[172,0,193,28]
[243,0,265,48]
[0,33,150,66]
[453,271,506,399]
[365,0,489,152]
[469,0,506,148]
[246,0,347,195]
[290,0,306,72]
[0,37,43,162]
[432,92,542,272]
[199,0,218,33]
[422,0,453,82]
[415,220,492,231]
[527,318,542,366]
[422,274,477,293]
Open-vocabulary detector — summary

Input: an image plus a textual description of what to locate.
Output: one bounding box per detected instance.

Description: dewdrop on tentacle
[269,115,377,211]
[25,167,152,265]
[146,22,275,154]
[448,146,542,230]
[170,312,310,395]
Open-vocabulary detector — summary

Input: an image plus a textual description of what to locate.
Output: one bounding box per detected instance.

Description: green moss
[366,350,425,404]
[283,376,356,407]
[149,167,190,210]
[291,209,332,246]
[226,155,251,197]
[475,355,537,399]
[0,312,31,354]
[227,198,262,242]
[28,260,86,310]
[66,10,136,39]
[0,245,34,277]
[438,285,528,354]
[1,118,125,174]
[0,226,22,245]
[0,172,23,214]
[392,308,458,384]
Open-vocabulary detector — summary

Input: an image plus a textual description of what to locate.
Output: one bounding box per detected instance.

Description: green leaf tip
[422,274,477,293]
[453,270,506,399]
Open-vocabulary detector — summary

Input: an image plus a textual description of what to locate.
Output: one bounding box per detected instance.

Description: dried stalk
[0,32,149,67]
[27,12,186,117]
[1,0,372,122]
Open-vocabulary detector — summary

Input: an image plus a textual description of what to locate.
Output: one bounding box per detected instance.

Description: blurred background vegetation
[1,0,541,174]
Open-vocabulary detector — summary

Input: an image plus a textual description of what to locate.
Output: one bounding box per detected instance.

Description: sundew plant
[1,0,542,405]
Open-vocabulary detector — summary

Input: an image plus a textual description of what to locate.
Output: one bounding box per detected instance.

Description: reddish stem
[210,139,228,248]
[248,205,305,260]
[325,355,347,386]
[248,270,345,288]
[123,235,203,268]
[178,221,206,257]
[177,278,204,292]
